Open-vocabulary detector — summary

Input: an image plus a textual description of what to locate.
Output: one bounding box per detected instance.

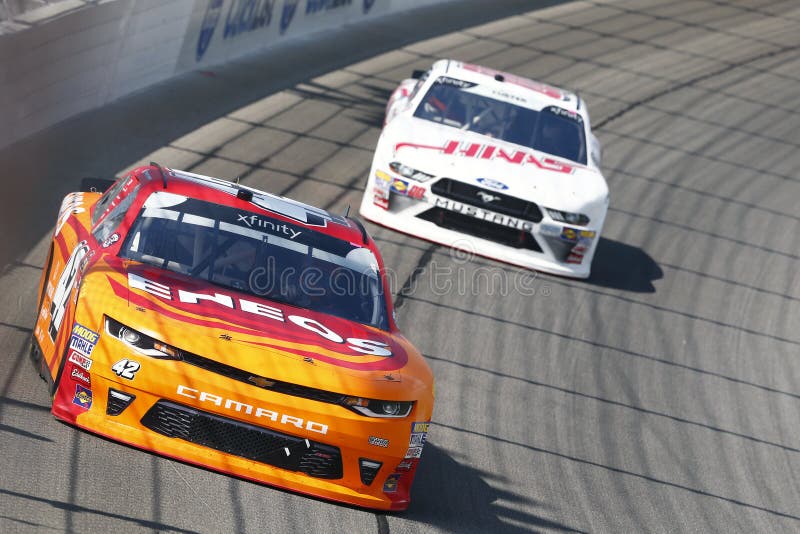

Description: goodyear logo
[73,385,93,410]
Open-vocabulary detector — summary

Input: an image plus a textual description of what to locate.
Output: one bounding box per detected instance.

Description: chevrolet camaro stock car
[359,59,610,278]
[31,164,434,511]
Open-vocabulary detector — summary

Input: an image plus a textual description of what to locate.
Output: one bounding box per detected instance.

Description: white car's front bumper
[359,170,605,279]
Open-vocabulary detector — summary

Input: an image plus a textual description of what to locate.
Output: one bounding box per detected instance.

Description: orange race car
[30,164,434,511]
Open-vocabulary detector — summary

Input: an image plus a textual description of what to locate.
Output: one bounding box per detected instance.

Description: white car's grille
[430,178,543,222]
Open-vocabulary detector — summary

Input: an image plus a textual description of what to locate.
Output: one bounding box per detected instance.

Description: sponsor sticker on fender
[68,350,93,371]
[404,446,423,459]
[383,473,401,493]
[70,366,91,386]
[409,432,427,447]
[396,460,414,471]
[368,436,390,448]
[411,422,430,433]
[69,323,100,356]
[73,385,92,410]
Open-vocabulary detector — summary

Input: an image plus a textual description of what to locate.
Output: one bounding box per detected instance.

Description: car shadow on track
[405,442,582,533]
[585,238,662,293]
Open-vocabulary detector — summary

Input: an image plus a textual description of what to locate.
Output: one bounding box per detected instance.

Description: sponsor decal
[128,273,393,357]
[368,436,390,448]
[561,227,578,242]
[382,473,401,493]
[436,76,476,89]
[69,323,100,356]
[196,0,223,61]
[374,170,392,188]
[223,0,275,40]
[55,193,85,237]
[280,0,299,33]
[408,185,425,200]
[561,227,595,243]
[546,105,583,123]
[48,242,90,341]
[404,446,423,459]
[177,385,329,434]
[539,223,561,237]
[111,359,141,380]
[396,460,413,471]
[390,178,409,195]
[476,178,508,191]
[411,422,430,433]
[462,63,568,101]
[306,0,352,14]
[433,198,535,231]
[235,213,302,239]
[409,432,427,447]
[70,366,91,386]
[395,140,575,174]
[72,384,92,410]
[566,237,591,264]
[101,232,120,248]
[68,350,93,371]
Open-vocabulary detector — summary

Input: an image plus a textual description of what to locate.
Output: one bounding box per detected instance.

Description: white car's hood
[380,116,608,212]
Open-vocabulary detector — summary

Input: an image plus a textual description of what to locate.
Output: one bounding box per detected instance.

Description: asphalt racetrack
[1,0,799,532]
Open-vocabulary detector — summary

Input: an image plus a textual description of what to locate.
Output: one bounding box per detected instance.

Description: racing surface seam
[605,167,800,224]
[393,244,438,310]
[405,295,800,400]
[592,43,800,130]
[608,206,800,261]
[431,422,800,522]
[423,354,800,454]
[375,513,390,534]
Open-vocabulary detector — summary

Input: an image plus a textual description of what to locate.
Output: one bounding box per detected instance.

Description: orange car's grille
[141,400,343,479]
[179,352,346,405]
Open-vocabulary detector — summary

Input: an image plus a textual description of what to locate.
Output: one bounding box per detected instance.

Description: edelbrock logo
[196,0,224,61]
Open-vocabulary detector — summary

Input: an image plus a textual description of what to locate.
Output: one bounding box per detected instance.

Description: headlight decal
[545,207,590,226]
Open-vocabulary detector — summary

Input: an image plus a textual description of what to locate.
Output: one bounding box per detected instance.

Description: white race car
[359,60,609,279]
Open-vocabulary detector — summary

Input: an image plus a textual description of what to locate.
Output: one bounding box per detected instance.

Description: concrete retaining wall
[0,0,447,149]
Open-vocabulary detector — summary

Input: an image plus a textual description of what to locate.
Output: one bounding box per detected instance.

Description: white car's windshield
[413,76,587,165]
[120,192,389,330]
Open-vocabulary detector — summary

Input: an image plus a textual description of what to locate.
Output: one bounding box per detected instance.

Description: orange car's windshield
[120,192,389,330]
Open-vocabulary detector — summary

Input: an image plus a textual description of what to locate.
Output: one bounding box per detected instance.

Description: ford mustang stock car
[359,59,609,278]
[30,164,434,511]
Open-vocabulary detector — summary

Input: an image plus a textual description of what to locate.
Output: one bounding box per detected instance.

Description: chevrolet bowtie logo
[248,376,275,388]
[476,191,500,203]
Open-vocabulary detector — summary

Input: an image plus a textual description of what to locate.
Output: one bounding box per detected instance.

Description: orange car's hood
[90,260,424,397]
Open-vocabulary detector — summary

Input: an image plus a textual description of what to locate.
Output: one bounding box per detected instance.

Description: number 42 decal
[111,359,140,380]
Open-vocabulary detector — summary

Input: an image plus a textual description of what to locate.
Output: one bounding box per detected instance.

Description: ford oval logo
[476,178,508,191]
